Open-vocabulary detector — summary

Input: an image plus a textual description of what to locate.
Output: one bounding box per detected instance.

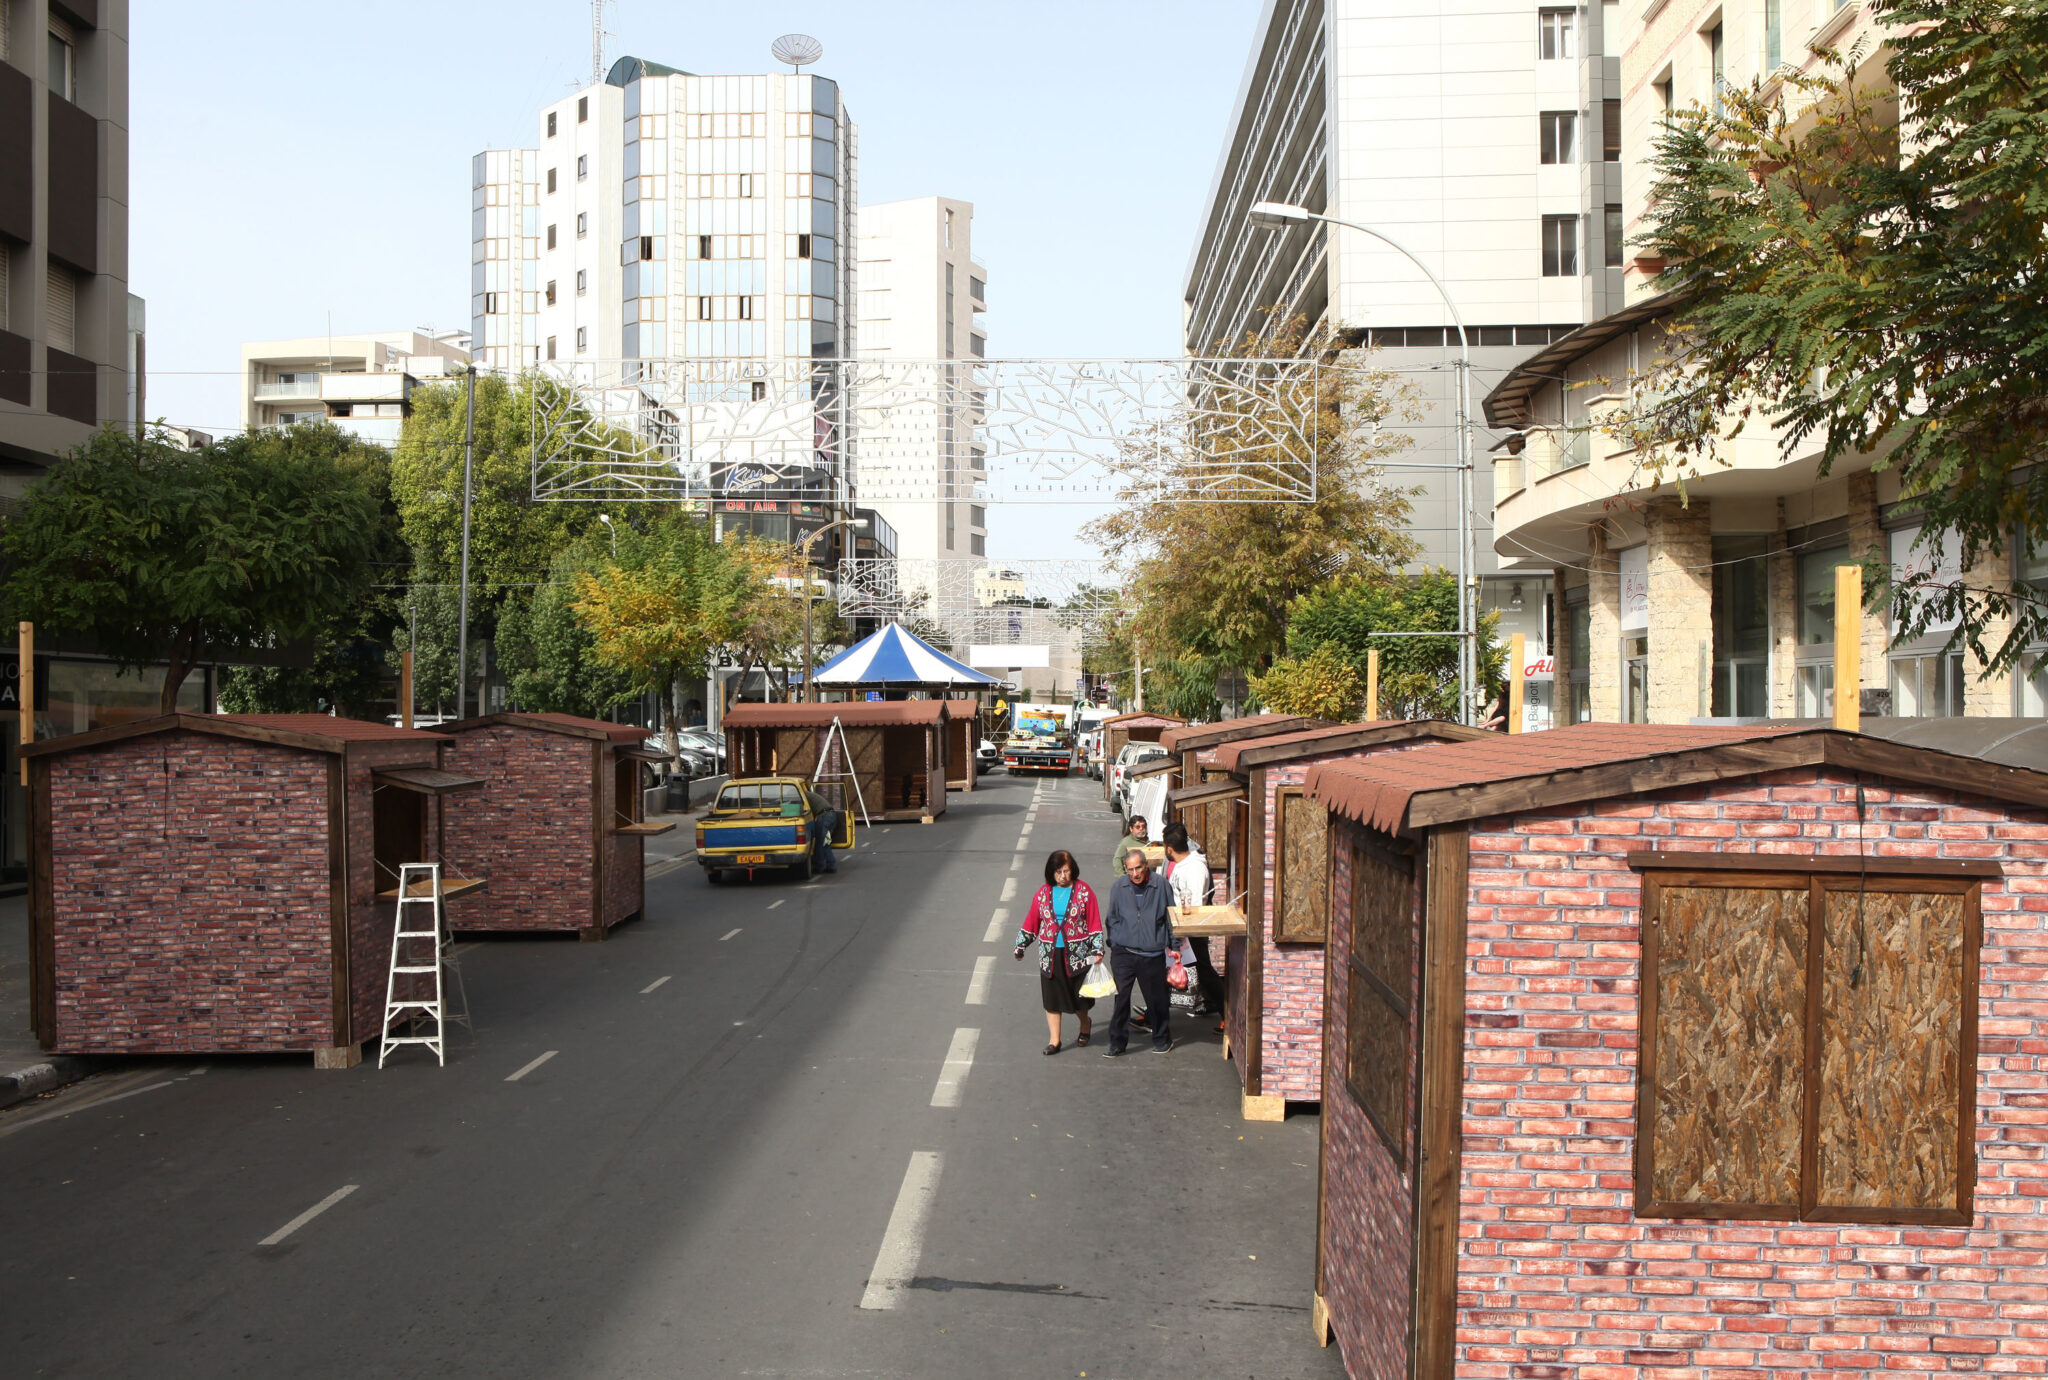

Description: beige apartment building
[1480,2,2008,724]
[241,329,471,448]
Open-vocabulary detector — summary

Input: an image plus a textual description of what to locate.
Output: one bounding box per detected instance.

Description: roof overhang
[372,766,485,796]
[1481,290,1684,429]
[1169,779,1247,810]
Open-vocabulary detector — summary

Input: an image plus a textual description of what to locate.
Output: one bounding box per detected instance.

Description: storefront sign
[1620,546,1649,632]
[1522,655,1555,682]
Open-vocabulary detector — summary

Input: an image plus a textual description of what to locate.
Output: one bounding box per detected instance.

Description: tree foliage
[1,424,388,712]
[1627,0,2048,667]
[494,543,636,720]
[1284,571,1504,720]
[1248,644,1365,721]
[1083,321,1419,677]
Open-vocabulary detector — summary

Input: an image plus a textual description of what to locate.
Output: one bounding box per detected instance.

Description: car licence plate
[737,853,766,864]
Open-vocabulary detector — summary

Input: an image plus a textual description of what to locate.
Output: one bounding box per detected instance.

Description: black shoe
[1101,1046,1125,1058]
[1151,1042,1172,1054]
[1042,1043,1060,1056]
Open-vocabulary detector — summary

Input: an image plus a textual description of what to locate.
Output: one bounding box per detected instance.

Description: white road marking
[999,877,1017,903]
[505,1051,558,1083]
[641,976,672,994]
[1009,853,1021,871]
[930,1027,980,1107]
[719,928,742,941]
[860,1150,944,1310]
[964,956,996,1005]
[1018,822,1033,838]
[258,1184,358,1247]
[767,900,785,910]
[984,907,1010,943]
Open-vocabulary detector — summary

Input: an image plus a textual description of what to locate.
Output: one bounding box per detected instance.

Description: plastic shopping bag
[1079,958,1117,999]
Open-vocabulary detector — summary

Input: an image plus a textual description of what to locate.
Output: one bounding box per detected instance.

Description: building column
[1847,473,1889,711]
[1646,498,1713,724]
[1588,527,1621,723]
[1965,545,2016,715]
[1550,564,1573,693]
[1769,507,1798,717]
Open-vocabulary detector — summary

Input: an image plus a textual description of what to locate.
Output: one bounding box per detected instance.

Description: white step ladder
[812,715,873,828]
[379,862,453,1067]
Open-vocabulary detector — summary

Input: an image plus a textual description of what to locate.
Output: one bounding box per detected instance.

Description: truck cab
[695,777,854,882]
[1001,702,1075,775]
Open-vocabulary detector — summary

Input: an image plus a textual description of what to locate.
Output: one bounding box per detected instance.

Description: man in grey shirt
[1102,847,1175,1055]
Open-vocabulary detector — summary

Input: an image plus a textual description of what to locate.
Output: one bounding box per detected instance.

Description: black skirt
[1039,950,1095,1015]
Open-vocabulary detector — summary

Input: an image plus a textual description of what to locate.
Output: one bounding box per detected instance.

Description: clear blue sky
[132,1,1262,563]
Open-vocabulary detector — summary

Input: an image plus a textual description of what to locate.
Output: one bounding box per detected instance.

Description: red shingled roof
[1207,719,1486,774]
[1306,723,1814,834]
[1158,714,1319,754]
[24,711,453,759]
[723,700,947,728]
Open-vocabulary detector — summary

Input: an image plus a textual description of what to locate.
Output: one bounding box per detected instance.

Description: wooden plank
[1834,564,1861,731]
[1246,766,1268,1096]
[1411,824,1469,1380]
[326,756,350,1045]
[1275,788,1329,943]
[1629,850,2001,879]
[29,756,53,1047]
[1167,904,1248,937]
[377,875,487,902]
[1824,733,2048,811]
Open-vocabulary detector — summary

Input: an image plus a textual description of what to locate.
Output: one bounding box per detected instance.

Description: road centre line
[1019,822,1033,838]
[1000,877,1017,903]
[1009,853,1021,871]
[258,1184,358,1247]
[505,1051,558,1083]
[964,956,996,1005]
[767,899,785,909]
[929,1028,980,1108]
[641,976,672,994]
[719,928,742,941]
[860,1150,945,1310]
[984,907,1010,943]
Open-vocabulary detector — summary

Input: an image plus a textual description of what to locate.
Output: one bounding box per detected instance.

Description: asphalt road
[0,770,1344,1380]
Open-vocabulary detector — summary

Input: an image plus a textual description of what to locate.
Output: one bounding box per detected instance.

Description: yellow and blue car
[696,777,854,883]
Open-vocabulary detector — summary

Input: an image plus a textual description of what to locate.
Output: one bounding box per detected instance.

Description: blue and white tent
[812,623,1000,689]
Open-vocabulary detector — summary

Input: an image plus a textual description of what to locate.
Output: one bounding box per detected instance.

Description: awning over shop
[1126,756,1178,780]
[372,767,486,796]
[1169,779,1246,810]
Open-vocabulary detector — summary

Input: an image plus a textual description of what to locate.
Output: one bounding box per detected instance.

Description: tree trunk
[159,629,197,714]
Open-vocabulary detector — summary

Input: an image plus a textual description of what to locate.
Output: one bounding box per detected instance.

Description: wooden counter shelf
[1169,903,1248,938]
[613,820,677,837]
[378,875,486,902]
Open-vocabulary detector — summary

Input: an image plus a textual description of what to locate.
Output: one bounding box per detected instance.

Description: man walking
[1102,847,1175,1055]
[1161,822,1223,1021]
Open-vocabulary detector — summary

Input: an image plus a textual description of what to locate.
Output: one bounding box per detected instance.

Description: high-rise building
[855,196,987,570]
[240,329,471,447]
[1186,0,1627,724]
[0,0,140,483]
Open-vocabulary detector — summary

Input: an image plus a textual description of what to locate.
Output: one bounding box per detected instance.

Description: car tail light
[794,825,807,844]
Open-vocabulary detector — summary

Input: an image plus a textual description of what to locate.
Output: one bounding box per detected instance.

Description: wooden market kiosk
[942,697,981,793]
[1157,713,1325,794]
[1185,719,1488,1121]
[23,713,482,1067]
[723,700,951,823]
[1302,723,2048,1372]
[438,712,671,941]
[1099,711,1185,803]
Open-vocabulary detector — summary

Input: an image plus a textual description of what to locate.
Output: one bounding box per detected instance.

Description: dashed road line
[984,907,1010,943]
[258,1185,358,1247]
[641,976,672,994]
[767,899,785,910]
[505,1051,558,1083]
[964,955,996,1005]
[719,928,742,942]
[999,877,1017,903]
[1018,822,1033,838]
[860,1150,944,1310]
[929,1028,980,1108]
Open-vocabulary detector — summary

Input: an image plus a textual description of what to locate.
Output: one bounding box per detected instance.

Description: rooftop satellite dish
[771,33,823,72]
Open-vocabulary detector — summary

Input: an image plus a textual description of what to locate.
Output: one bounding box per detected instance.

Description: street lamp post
[1248,201,1479,726]
[791,516,869,703]
[454,364,477,721]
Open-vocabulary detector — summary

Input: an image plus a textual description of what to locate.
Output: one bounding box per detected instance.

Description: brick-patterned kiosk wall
[441,727,596,933]
[45,731,336,1053]
[1318,826,1422,1375]
[1448,769,2048,1377]
[343,740,447,1043]
[1250,760,1327,1102]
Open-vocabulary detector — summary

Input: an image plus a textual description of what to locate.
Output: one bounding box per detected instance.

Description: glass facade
[1711,536,1769,717]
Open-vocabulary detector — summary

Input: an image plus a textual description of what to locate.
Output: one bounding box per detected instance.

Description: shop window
[1624,634,1649,723]
[1797,543,1850,717]
[1712,536,1770,717]
[1344,826,1416,1164]
[1567,594,1591,723]
[1273,789,1329,943]
[1635,863,1980,1223]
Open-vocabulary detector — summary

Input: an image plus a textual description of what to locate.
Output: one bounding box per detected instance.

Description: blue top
[1051,885,1073,947]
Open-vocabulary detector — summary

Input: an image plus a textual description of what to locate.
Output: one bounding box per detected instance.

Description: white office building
[240,328,471,447]
[855,195,987,569]
[1186,0,1627,723]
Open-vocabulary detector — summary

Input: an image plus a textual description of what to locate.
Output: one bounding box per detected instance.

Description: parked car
[644,736,719,780]
[695,777,852,883]
[674,729,727,770]
[1077,730,1103,779]
[977,737,1001,773]
[1110,742,1169,813]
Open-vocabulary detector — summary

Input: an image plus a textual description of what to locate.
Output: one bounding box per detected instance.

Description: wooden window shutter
[1345,822,1416,1164]
[1274,787,1329,942]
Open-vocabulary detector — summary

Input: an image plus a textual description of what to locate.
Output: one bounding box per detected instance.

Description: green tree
[1626,0,2048,667]
[494,544,636,719]
[1284,571,1503,720]
[389,580,471,718]
[2,424,387,712]
[1084,321,1418,675]
[1248,644,1365,721]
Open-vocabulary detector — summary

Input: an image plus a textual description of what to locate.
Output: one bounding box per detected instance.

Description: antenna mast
[590,0,612,87]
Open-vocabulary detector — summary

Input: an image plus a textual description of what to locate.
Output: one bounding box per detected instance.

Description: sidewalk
[0,895,103,1110]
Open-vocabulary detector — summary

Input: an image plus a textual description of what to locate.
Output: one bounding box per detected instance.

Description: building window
[47,30,73,102]
[1766,0,1783,68]
[1542,215,1579,276]
[578,96,588,122]
[1604,204,1625,268]
[946,504,956,551]
[577,155,588,181]
[698,297,711,321]
[1796,543,1850,716]
[1540,111,1577,164]
[699,235,712,260]
[1538,7,1575,59]
[1711,536,1770,717]
[738,296,753,321]
[576,269,587,295]
[547,224,557,250]
[1603,99,1621,161]
[546,335,556,361]
[1633,861,1981,1224]
[970,532,986,557]
[575,326,587,353]
[547,111,557,137]
[796,233,812,259]
[1708,23,1726,116]
[1567,594,1591,723]
[576,212,588,238]
[1624,634,1649,723]
[546,168,557,194]
[640,235,654,261]
[45,260,76,352]
[545,280,557,305]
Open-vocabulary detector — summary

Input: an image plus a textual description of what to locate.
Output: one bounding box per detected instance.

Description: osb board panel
[774,728,818,780]
[1651,885,1808,1210]
[1201,768,1232,860]
[1817,887,1965,1211]
[1351,845,1413,994]
[1276,789,1328,943]
[1347,971,1408,1166]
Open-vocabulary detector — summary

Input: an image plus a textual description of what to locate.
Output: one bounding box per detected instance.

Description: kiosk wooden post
[1507,633,1524,733]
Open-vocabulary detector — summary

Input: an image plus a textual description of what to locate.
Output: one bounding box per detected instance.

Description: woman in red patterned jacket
[1012,848,1106,1055]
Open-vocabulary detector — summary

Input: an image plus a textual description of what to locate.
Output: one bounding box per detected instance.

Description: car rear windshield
[716,782,802,811]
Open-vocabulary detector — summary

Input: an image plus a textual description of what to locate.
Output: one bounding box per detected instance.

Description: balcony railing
[253,379,320,399]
